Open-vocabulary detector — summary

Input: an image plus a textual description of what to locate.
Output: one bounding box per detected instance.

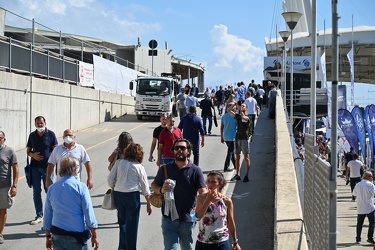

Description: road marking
[85,122,147,150]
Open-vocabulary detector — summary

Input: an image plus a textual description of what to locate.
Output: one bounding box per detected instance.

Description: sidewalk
[337,171,375,249]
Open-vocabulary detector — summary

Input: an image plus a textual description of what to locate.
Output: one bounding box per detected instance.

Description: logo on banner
[303,59,310,68]
[354,113,365,133]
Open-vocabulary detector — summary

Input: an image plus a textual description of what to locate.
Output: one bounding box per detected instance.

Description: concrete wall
[0,71,135,151]
[274,94,309,249]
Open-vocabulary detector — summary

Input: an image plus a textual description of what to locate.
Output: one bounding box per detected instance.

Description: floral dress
[197,198,229,244]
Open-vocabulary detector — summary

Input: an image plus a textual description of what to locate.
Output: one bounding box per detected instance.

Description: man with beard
[149,113,168,162]
[151,138,207,250]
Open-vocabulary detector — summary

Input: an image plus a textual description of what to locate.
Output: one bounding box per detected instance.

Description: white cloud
[205,24,266,87]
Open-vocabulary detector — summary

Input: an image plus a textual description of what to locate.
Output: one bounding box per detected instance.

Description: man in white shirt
[346,153,364,201]
[353,171,375,244]
[46,129,93,189]
[244,91,257,135]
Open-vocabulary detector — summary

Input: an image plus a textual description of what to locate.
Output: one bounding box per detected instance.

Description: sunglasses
[173,146,187,151]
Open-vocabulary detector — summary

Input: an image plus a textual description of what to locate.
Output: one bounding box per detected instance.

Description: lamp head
[279,31,291,42]
[282,12,302,30]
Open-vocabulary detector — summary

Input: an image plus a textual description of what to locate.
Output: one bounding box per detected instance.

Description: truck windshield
[137,79,170,96]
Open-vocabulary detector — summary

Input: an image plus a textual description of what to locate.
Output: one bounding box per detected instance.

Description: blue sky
[1,0,374,88]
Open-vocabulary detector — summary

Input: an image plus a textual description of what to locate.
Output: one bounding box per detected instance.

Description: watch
[11,184,17,188]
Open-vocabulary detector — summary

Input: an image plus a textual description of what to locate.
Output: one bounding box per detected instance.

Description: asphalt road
[4,108,275,250]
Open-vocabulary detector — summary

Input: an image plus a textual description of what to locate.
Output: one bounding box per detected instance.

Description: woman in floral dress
[195,171,241,250]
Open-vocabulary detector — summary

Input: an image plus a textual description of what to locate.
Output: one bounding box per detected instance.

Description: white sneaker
[0,234,4,244]
[30,216,43,225]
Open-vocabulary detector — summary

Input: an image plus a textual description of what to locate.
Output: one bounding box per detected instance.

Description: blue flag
[351,106,367,164]
[338,109,359,154]
[365,105,374,166]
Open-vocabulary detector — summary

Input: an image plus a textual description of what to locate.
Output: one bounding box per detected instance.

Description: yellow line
[85,122,147,151]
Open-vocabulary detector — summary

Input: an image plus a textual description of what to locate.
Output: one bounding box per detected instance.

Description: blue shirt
[154,161,206,222]
[43,176,98,232]
[178,113,204,145]
[237,86,246,101]
[27,129,58,168]
[221,113,237,141]
[186,95,199,110]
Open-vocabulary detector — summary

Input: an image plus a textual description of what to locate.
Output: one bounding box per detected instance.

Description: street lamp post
[282,12,302,127]
[279,31,291,110]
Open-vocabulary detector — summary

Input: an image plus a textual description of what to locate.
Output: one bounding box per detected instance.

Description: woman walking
[108,143,152,250]
[107,131,133,171]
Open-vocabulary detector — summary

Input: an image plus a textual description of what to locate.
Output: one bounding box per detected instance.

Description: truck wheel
[137,115,143,120]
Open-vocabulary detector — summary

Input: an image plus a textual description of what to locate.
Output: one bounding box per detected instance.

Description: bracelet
[233,238,239,245]
[160,187,164,195]
[46,235,52,238]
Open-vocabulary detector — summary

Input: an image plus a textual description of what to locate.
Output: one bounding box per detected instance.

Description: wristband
[46,235,52,238]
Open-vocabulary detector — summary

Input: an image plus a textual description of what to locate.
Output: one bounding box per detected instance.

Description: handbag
[108,151,119,171]
[149,164,168,208]
[101,188,116,210]
[24,157,32,188]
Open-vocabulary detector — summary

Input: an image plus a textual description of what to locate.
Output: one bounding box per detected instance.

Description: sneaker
[243,176,249,182]
[230,174,241,181]
[30,216,43,225]
[0,235,4,244]
[367,239,375,244]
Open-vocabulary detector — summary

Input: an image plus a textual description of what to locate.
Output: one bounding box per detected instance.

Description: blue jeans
[114,191,141,250]
[52,234,88,250]
[162,158,174,165]
[202,116,212,134]
[224,141,235,171]
[31,167,48,217]
[162,216,195,250]
[195,240,231,250]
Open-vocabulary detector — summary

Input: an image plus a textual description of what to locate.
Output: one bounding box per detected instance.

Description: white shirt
[353,180,375,214]
[244,97,257,115]
[48,143,90,181]
[257,88,265,98]
[347,159,363,178]
[107,159,151,196]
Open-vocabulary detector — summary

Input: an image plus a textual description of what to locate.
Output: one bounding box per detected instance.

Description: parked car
[196,92,205,103]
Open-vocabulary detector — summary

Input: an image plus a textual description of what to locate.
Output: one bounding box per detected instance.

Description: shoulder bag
[149,164,168,208]
[108,151,119,171]
[102,188,116,210]
[24,157,32,188]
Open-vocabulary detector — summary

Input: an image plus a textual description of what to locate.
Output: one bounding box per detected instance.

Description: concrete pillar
[0,9,6,36]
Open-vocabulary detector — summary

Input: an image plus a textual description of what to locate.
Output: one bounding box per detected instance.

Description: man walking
[346,153,365,201]
[149,113,167,162]
[221,103,237,172]
[26,116,58,225]
[157,115,182,167]
[46,129,93,189]
[244,91,257,135]
[0,131,18,244]
[44,157,99,250]
[151,138,207,250]
[175,88,188,118]
[353,171,375,244]
[185,91,199,112]
[199,94,215,135]
[228,102,252,182]
[178,106,205,166]
[215,86,224,115]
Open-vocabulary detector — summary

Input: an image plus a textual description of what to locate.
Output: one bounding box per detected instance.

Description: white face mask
[36,127,45,133]
[64,136,74,144]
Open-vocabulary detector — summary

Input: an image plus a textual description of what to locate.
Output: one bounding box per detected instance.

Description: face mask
[36,127,45,133]
[64,136,73,144]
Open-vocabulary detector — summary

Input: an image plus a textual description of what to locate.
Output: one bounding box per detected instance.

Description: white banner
[93,55,147,95]
[79,61,94,87]
[264,56,312,72]
[347,47,354,106]
[320,52,327,88]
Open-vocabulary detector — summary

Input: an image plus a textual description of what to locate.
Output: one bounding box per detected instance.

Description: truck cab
[130,73,180,120]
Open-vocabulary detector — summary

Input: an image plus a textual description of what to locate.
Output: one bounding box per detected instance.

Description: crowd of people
[0,79,277,249]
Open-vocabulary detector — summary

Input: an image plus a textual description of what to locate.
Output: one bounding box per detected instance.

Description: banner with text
[351,106,367,163]
[338,109,359,154]
[79,61,94,87]
[365,105,375,164]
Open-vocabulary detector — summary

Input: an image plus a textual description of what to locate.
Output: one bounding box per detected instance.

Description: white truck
[130,73,180,120]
